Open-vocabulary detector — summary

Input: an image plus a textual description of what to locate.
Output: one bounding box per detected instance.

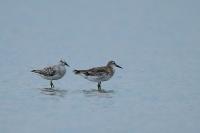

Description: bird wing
[82,67,110,76]
[36,66,57,76]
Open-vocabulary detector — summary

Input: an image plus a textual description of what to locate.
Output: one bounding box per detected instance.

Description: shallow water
[0,0,200,133]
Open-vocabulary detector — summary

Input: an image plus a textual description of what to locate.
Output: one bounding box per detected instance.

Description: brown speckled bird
[74,61,122,91]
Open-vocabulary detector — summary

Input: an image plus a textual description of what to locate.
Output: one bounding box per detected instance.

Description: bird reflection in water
[82,89,114,98]
[39,88,67,97]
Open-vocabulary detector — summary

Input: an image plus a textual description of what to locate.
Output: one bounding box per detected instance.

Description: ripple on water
[39,88,67,97]
[81,89,115,98]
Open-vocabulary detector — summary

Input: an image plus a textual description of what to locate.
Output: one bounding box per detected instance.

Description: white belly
[42,73,64,80]
[83,74,113,82]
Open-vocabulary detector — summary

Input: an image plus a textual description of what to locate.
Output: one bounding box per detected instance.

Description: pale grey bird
[31,60,69,88]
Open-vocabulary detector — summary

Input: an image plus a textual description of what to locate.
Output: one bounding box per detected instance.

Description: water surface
[0,0,200,133]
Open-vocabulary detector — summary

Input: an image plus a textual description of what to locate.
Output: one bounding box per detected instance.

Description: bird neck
[58,64,66,73]
[107,64,115,69]
[107,65,115,72]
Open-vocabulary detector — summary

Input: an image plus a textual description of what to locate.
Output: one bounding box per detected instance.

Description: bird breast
[58,66,66,77]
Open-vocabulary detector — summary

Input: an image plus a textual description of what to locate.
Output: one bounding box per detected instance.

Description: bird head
[107,60,122,69]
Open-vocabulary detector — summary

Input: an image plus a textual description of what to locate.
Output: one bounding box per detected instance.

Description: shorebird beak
[115,64,123,69]
[65,62,70,67]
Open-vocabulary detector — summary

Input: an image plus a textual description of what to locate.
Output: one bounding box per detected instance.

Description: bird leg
[97,82,101,91]
[50,80,54,88]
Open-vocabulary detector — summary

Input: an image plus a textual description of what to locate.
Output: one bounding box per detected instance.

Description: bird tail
[73,70,81,74]
[31,70,40,73]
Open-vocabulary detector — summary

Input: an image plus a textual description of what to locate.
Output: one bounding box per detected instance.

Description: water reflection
[82,89,114,98]
[39,88,67,97]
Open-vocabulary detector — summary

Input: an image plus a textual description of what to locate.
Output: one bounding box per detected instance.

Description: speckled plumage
[31,60,69,88]
[74,60,122,91]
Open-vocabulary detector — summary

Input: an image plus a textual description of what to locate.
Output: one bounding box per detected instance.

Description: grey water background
[0,0,200,133]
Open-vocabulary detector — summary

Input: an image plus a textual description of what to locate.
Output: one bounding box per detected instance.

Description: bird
[73,60,122,91]
[31,60,69,88]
